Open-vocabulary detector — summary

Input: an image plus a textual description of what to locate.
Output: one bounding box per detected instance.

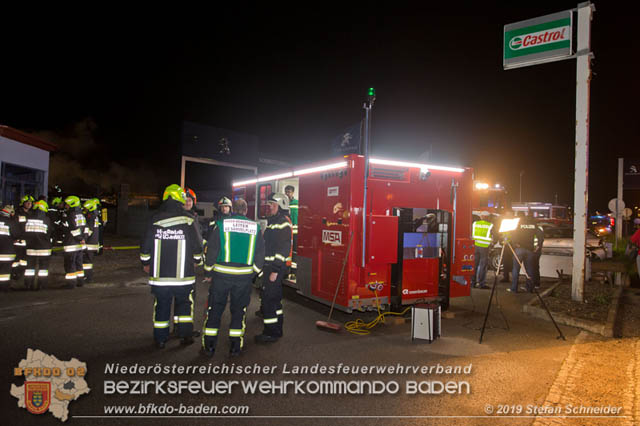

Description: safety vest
[472,220,493,248]
[212,216,261,275]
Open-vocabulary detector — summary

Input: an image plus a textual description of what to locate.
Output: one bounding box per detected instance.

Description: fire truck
[472,182,509,218]
[232,154,474,313]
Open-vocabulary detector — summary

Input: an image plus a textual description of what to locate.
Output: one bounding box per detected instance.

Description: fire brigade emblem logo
[25,382,51,415]
[340,132,353,148]
[218,137,231,155]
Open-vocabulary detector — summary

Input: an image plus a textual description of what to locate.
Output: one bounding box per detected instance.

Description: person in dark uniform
[0,205,19,291]
[62,196,87,289]
[202,198,264,357]
[12,195,34,280]
[23,200,52,290]
[140,185,203,349]
[509,212,544,293]
[255,193,292,344]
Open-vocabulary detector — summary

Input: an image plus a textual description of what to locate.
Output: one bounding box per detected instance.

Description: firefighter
[509,212,544,293]
[62,195,87,289]
[471,212,494,290]
[12,195,34,280]
[48,197,65,246]
[140,184,203,349]
[82,199,101,283]
[217,197,232,220]
[23,200,53,290]
[176,187,203,338]
[0,205,19,291]
[96,198,108,255]
[202,198,264,357]
[255,193,292,344]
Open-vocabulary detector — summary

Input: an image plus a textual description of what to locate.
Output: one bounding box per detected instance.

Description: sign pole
[571,2,594,303]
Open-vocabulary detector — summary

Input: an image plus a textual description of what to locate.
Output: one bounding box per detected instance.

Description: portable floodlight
[499,218,520,233]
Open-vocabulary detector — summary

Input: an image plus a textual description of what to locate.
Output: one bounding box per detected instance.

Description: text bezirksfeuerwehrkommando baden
[104,362,472,376]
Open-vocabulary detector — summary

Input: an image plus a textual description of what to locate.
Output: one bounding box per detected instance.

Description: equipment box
[411,303,441,342]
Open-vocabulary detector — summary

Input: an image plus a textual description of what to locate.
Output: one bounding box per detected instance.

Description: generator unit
[232,154,474,313]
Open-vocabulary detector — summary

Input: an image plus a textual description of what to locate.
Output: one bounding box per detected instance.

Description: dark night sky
[2,2,638,211]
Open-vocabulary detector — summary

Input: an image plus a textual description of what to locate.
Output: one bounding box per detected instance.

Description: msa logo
[322,230,342,245]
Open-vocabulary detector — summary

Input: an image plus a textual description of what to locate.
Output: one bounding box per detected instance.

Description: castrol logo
[509,26,569,51]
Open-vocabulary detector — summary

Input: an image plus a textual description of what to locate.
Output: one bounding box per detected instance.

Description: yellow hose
[344,291,411,335]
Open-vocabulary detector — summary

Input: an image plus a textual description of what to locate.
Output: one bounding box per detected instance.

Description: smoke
[35,118,161,195]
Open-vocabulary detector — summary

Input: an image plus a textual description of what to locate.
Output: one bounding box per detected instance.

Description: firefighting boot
[24,276,35,291]
[229,338,243,357]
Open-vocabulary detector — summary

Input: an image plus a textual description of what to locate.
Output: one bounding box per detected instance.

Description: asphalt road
[1,245,635,425]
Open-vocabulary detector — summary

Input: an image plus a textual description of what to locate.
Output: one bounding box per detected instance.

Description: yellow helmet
[64,195,81,208]
[34,200,49,212]
[163,184,186,204]
[83,199,99,212]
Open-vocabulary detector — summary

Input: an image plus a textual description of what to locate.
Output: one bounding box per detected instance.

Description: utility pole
[362,88,375,267]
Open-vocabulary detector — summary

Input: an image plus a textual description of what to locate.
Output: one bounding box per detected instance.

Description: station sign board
[504,10,573,69]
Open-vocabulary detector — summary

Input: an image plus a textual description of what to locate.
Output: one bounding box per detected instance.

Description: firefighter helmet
[163,184,186,204]
[92,197,101,206]
[34,200,49,212]
[20,195,35,206]
[185,188,197,205]
[64,195,81,208]
[267,193,289,211]
[83,199,99,212]
[51,197,63,207]
[218,197,232,207]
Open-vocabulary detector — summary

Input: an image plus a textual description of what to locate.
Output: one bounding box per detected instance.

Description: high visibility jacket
[62,207,86,252]
[140,200,203,286]
[511,218,544,252]
[472,220,493,248]
[84,210,101,251]
[289,198,298,235]
[204,214,265,277]
[264,211,292,273]
[23,210,52,256]
[0,214,19,262]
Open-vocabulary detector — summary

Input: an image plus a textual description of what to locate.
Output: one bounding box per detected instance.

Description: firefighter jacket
[204,214,265,278]
[0,213,19,262]
[472,220,493,248]
[62,207,87,252]
[24,210,52,256]
[84,210,101,251]
[14,207,32,249]
[140,199,203,287]
[289,198,299,235]
[511,217,545,252]
[264,210,292,273]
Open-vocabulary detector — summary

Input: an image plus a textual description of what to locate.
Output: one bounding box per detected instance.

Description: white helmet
[267,193,289,211]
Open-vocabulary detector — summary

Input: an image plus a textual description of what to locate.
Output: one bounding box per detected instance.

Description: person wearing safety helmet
[0,205,19,291]
[23,200,53,290]
[254,192,292,344]
[140,184,203,349]
[48,197,65,246]
[62,195,87,289]
[178,187,204,339]
[82,199,101,283]
[12,195,35,280]
[217,197,233,220]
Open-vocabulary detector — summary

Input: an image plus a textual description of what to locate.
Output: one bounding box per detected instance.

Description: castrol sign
[504,10,573,69]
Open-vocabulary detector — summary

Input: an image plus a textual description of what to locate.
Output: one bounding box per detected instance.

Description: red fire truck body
[233,154,474,312]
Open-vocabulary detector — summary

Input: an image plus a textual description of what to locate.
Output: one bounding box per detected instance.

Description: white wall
[0,135,50,197]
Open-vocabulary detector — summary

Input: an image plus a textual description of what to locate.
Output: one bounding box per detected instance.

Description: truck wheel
[489,249,502,272]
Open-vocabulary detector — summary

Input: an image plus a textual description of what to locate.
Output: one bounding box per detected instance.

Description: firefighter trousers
[151,285,194,343]
[202,273,252,352]
[261,265,285,337]
[25,256,51,290]
[0,260,12,290]
[83,250,96,282]
[63,250,84,287]
[12,245,27,278]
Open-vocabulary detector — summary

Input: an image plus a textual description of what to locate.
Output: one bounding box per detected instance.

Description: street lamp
[519,170,525,202]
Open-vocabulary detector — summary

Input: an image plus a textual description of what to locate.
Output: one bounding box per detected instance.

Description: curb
[522,281,624,337]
